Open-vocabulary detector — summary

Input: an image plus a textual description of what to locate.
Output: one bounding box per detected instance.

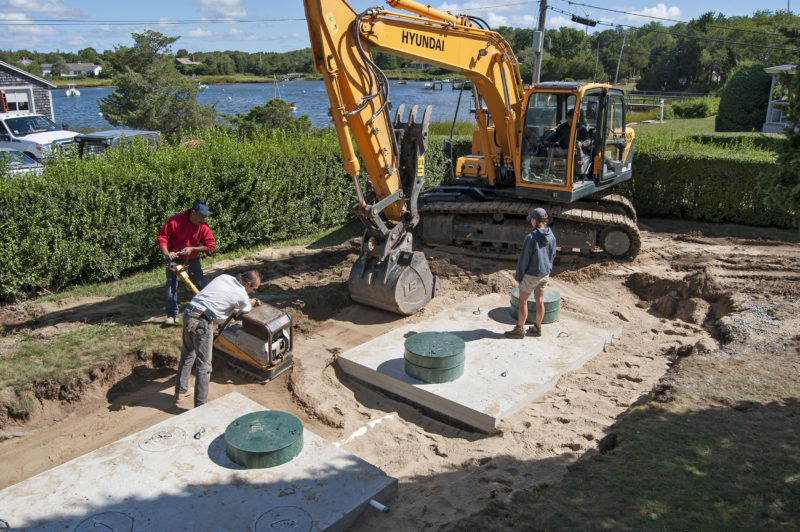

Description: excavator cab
[517,83,634,202]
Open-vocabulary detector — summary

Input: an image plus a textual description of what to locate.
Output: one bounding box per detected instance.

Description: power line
[3,18,305,26]
[561,0,789,38]
[547,5,800,52]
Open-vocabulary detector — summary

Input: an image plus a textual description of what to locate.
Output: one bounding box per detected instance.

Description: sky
[0,0,794,55]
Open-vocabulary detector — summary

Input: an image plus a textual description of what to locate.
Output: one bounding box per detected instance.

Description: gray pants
[176,311,214,407]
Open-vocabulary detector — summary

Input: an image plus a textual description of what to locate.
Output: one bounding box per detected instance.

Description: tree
[98,30,216,138]
[226,99,311,134]
[78,47,99,64]
[50,57,68,76]
[715,62,771,131]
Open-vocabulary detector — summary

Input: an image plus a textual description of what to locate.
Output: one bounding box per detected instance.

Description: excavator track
[588,192,638,223]
[419,199,641,259]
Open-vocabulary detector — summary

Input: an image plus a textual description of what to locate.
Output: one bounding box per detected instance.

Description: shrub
[715,62,771,132]
[672,97,720,119]
[690,133,784,152]
[619,135,784,226]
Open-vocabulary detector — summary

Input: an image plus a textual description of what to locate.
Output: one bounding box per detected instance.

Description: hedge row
[0,128,785,300]
[666,97,720,119]
[0,128,357,300]
[689,133,785,153]
[619,135,784,226]
[438,134,784,228]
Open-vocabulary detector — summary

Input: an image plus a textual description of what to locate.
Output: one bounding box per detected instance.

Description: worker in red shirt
[157,201,216,325]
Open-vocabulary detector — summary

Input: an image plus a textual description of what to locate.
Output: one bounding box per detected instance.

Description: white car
[0,147,45,177]
[0,112,79,161]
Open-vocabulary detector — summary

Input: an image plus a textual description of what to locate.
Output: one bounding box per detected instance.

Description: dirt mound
[0,349,175,429]
[626,270,740,341]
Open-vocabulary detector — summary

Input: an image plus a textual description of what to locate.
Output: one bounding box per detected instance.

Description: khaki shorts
[519,274,549,293]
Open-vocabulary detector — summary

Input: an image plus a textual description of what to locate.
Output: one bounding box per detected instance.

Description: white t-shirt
[190,274,251,320]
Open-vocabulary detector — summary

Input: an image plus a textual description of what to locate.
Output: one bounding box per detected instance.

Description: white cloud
[547,15,581,30]
[66,36,89,47]
[193,0,246,18]
[627,3,681,23]
[0,12,59,38]
[186,27,214,38]
[438,2,536,29]
[486,12,508,27]
[3,0,80,18]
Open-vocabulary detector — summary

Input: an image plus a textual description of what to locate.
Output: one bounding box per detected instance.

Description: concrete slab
[0,393,396,531]
[338,293,621,433]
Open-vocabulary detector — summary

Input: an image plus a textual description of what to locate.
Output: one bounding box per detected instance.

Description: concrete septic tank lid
[404,331,466,383]
[225,411,303,468]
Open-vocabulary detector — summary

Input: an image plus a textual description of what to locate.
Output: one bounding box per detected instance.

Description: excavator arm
[303,0,523,314]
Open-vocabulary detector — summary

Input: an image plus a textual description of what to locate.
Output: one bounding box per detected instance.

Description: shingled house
[0,60,56,120]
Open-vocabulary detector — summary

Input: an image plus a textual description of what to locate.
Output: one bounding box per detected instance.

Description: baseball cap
[191,201,211,216]
[526,207,548,221]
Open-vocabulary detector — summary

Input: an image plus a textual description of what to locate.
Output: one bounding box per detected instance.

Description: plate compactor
[171,263,294,382]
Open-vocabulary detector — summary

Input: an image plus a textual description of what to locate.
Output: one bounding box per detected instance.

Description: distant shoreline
[49,71,458,90]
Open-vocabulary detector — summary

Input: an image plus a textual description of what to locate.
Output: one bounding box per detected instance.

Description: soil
[1,225,799,530]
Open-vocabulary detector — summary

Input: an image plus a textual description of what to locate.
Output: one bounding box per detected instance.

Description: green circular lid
[511,287,560,304]
[405,359,465,383]
[404,332,465,369]
[224,411,303,469]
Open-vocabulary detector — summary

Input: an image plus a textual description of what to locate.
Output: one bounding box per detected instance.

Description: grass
[429,120,477,137]
[0,323,178,391]
[452,342,800,530]
[640,218,800,243]
[632,116,716,138]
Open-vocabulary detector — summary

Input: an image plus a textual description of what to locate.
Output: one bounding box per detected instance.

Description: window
[5,115,58,136]
[4,89,32,112]
[520,92,577,187]
[601,94,627,181]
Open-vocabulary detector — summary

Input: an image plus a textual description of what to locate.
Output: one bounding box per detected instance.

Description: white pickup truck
[0,112,79,161]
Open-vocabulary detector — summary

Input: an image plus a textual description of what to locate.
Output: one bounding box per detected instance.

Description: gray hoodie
[515,227,557,282]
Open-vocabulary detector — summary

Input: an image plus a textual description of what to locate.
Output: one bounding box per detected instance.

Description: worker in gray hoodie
[505,207,557,339]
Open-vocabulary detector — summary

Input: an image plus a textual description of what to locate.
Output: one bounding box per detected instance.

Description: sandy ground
[1,227,799,530]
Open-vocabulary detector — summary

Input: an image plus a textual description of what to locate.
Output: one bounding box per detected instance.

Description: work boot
[504,325,525,339]
[527,324,542,337]
[174,388,193,403]
[165,316,177,326]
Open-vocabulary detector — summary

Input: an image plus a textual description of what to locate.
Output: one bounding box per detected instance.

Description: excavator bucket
[346,104,442,315]
[349,249,442,315]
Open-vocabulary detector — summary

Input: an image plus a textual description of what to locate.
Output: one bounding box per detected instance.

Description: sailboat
[274,75,297,112]
[65,83,80,97]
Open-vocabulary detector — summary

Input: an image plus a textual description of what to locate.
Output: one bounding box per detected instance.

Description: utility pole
[614,30,626,85]
[594,37,600,82]
[533,0,547,84]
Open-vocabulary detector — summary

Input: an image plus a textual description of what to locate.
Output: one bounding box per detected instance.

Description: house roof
[176,57,202,65]
[0,60,56,88]
[66,63,101,72]
[40,62,100,72]
[765,63,797,75]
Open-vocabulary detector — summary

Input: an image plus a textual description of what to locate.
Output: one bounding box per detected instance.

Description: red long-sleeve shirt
[156,210,216,260]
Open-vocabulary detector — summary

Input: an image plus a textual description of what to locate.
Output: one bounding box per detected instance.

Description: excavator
[303,0,639,315]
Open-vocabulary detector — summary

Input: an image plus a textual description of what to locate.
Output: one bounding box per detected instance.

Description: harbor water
[51,80,480,131]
